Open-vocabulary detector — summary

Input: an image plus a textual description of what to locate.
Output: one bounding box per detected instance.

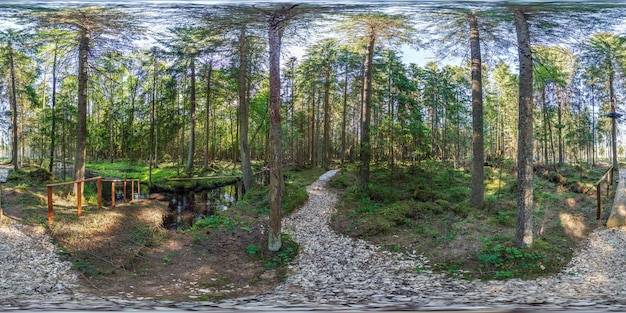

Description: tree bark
[268,11,285,252]
[8,41,18,171]
[514,8,534,248]
[204,61,213,169]
[149,48,158,186]
[49,43,58,173]
[186,57,197,173]
[239,27,253,192]
[609,69,619,174]
[323,58,331,169]
[341,63,348,170]
[74,28,90,193]
[469,12,485,210]
[359,33,375,191]
[557,86,564,167]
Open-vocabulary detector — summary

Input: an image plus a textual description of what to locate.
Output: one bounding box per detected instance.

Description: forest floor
[2,194,289,302]
[0,162,616,303]
[328,162,615,280]
[0,165,315,302]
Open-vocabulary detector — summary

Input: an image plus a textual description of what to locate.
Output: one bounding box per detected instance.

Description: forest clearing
[1,0,626,310]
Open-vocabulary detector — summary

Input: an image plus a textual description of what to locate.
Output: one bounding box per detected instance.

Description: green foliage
[245,244,261,256]
[263,234,299,269]
[476,235,547,280]
[328,171,356,189]
[282,182,308,215]
[7,167,54,186]
[489,210,516,227]
[191,215,239,231]
[71,260,103,277]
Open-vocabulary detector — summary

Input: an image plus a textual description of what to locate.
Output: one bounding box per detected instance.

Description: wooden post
[47,185,54,225]
[111,181,115,208]
[77,181,82,217]
[123,180,127,203]
[138,181,141,199]
[597,183,602,220]
[97,178,102,209]
[131,180,135,200]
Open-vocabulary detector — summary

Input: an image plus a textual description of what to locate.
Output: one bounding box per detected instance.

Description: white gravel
[3,168,626,311]
[0,221,81,301]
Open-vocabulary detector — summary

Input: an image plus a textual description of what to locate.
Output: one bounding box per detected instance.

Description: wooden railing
[47,177,102,225]
[101,179,141,208]
[46,177,141,225]
[596,167,614,220]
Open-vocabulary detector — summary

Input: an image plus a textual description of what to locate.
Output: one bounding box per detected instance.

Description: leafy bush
[476,235,546,279]
[191,215,239,231]
[328,171,356,189]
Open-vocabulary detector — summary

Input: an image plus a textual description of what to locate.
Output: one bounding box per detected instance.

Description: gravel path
[3,169,626,311]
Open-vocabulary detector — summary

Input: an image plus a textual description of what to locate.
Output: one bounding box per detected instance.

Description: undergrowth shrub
[476,235,547,280]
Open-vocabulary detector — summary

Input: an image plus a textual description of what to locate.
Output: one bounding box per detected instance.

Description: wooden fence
[101,179,141,208]
[596,167,614,220]
[46,177,140,225]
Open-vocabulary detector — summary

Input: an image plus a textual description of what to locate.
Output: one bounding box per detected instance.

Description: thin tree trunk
[8,41,18,171]
[49,44,58,173]
[591,85,596,166]
[323,59,331,169]
[609,69,619,174]
[359,33,375,191]
[268,12,285,252]
[239,27,253,191]
[186,57,197,173]
[341,63,348,170]
[514,8,534,248]
[557,86,564,167]
[310,88,316,167]
[469,12,485,210]
[149,48,157,185]
[204,61,213,169]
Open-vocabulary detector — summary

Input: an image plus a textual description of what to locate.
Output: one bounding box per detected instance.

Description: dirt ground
[79,222,282,302]
[2,190,283,302]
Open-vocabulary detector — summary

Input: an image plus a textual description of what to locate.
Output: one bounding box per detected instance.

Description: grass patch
[330,162,612,280]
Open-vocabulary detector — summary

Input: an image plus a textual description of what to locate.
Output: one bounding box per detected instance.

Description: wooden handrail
[47,176,102,225]
[101,179,141,208]
[47,176,102,187]
[596,167,614,220]
[47,177,142,225]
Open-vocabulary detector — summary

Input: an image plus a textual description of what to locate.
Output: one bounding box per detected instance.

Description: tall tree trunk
[239,27,253,192]
[514,8,534,248]
[204,61,213,169]
[359,33,375,191]
[469,12,485,210]
[186,57,197,173]
[149,48,157,185]
[49,44,58,173]
[557,86,564,167]
[323,60,331,169]
[74,28,90,193]
[8,41,17,171]
[609,69,619,174]
[268,12,285,252]
[591,85,596,166]
[310,89,316,167]
[341,64,348,171]
[542,88,548,164]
